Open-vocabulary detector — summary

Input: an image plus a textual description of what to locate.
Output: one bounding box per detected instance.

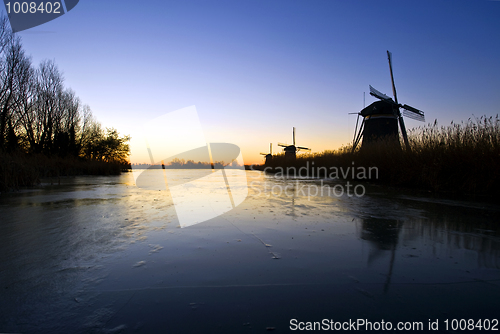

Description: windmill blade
[278,142,288,147]
[369,85,392,101]
[403,110,425,122]
[260,153,267,155]
[353,113,361,148]
[398,115,411,151]
[402,104,424,115]
[387,50,399,104]
[296,146,310,151]
[352,117,365,153]
[401,104,425,122]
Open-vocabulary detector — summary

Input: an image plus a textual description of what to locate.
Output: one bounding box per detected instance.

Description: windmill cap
[360,100,396,117]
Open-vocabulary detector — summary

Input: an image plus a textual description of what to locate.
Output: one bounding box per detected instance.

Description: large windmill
[260,143,273,165]
[278,127,310,160]
[352,51,425,152]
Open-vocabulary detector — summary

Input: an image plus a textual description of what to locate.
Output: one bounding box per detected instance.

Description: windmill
[260,143,273,165]
[278,127,310,160]
[352,51,425,152]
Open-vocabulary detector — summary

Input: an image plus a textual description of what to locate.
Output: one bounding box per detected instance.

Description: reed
[265,115,500,196]
[0,152,125,192]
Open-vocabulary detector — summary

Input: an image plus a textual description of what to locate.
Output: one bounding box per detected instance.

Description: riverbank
[0,152,129,192]
[251,116,500,198]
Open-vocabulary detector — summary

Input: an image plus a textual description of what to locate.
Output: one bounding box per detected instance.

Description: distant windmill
[352,51,425,152]
[278,127,310,160]
[260,143,273,165]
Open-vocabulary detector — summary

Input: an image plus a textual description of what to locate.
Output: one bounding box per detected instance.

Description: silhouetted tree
[0,36,26,150]
[0,13,130,167]
[6,119,18,152]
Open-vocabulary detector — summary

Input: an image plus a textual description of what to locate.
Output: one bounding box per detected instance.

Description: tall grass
[264,115,500,196]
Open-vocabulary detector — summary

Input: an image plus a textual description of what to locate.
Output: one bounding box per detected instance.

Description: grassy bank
[0,152,128,192]
[261,115,500,197]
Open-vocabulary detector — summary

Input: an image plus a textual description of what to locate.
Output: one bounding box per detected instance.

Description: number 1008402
[5,2,62,14]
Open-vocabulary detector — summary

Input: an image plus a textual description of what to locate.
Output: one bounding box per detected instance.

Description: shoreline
[0,152,129,192]
[246,163,499,200]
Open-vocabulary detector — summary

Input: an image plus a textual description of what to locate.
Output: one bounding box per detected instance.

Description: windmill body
[352,51,425,152]
[264,153,273,165]
[283,145,297,160]
[360,100,400,148]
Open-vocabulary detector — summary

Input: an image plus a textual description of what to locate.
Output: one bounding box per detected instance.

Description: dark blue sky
[7,0,500,163]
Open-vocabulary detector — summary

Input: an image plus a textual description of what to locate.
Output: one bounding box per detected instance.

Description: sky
[5,0,500,164]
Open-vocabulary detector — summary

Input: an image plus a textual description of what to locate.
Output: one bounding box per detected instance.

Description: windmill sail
[402,109,425,122]
[387,51,399,104]
[369,85,392,101]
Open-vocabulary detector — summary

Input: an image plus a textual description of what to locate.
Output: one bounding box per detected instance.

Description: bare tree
[0,36,27,150]
[13,53,36,151]
[33,59,64,153]
[0,15,13,56]
[52,88,80,156]
[0,13,130,165]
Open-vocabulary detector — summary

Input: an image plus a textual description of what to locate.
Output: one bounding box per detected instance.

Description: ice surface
[1,171,499,333]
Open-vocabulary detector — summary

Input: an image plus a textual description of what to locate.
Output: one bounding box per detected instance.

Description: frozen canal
[1,171,499,333]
